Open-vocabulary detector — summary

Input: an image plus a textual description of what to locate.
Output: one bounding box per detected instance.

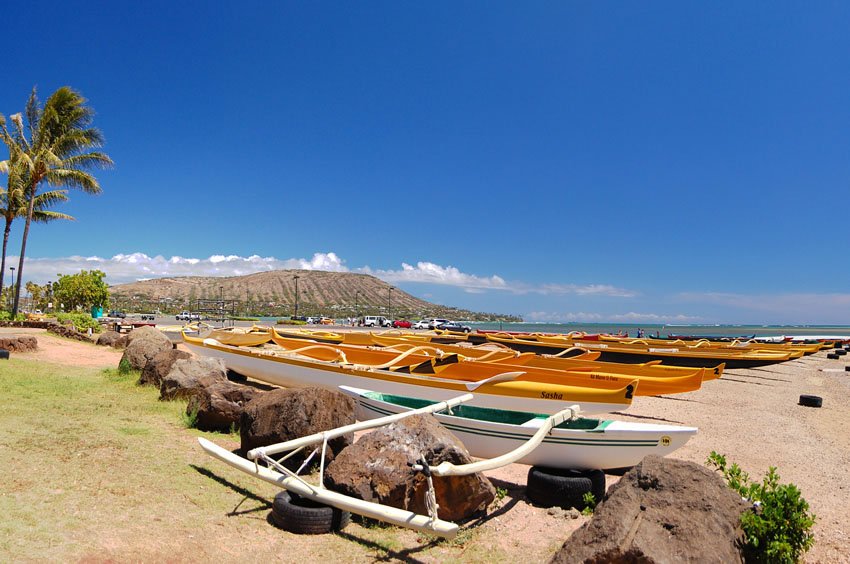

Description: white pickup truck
[176,311,201,321]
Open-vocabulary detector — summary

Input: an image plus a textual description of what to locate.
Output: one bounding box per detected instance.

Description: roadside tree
[53,269,109,312]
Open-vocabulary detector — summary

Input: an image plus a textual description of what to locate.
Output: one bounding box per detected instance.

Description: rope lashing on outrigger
[412,456,440,529]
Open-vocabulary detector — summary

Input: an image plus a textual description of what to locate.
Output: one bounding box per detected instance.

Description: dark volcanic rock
[187,380,261,432]
[549,455,748,564]
[160,357,228,400]
[240,387,355,468]
[139,348,192,387]
[47,323,91,342]
[96,331,124,347]
[325,414,496,522]
[125,325,171,347]
[120,328,174,371]
[0,335,38,352]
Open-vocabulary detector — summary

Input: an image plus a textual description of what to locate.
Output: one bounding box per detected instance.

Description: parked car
[319,317,334,325]
[435,321,472,333]
[306,316,321,324]
[392,319,412,329]
[413,319,432,330]
[109,310,126,319]
[290,315,308,322]
[176,311,201,321]
[362,315,392,327]
[427,318,450,329]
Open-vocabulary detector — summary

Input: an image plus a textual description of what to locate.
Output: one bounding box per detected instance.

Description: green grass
[0,358,261,559]
[0,356,540,561]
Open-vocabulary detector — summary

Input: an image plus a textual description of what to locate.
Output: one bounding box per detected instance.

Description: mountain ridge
[109,269,520,321]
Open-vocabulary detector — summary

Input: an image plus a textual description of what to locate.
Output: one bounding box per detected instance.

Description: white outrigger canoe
[182,334,636,415]
[199,393,582,538]
[339,385,697,470]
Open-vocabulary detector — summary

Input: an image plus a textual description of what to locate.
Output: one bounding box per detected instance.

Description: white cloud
[676,291,850,322]
[10,252,349,284]
[359,261,635,297]
[526,310,702,323]
[534,283,637,298]
[362,261,509,291]
[8,251,635,299]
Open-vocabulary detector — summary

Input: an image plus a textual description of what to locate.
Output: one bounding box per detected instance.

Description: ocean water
[259,317,850,338]
[462,322,850,339]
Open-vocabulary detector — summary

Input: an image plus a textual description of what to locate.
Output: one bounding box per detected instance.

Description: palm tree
[0,87,112,316]
[0,181,73,304]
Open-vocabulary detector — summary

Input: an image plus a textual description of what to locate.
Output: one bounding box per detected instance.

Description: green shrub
[0,311,26,321]
[581,492,597,516]
[276,319,306,325]
[117,358,132,375]
[56,312,102,334]
[181,405,199,429]
[707,451,815,563]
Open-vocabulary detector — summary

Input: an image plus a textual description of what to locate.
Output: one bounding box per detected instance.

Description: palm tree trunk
[11,187,36,317]
[0,218,11,306]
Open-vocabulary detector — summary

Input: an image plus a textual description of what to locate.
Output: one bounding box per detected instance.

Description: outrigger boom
[198,392,582,538]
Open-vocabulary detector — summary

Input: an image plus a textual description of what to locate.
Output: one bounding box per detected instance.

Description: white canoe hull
[340,386,697,470]
[183,340,628,415]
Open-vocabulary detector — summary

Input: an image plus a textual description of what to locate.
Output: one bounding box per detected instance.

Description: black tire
[271,491,349,534]
[827,353,839,360]
[0,349,9,360]
[798,394,823,408]
[526,466,606,510]
[836,350,847,356]
[844,365,850,372]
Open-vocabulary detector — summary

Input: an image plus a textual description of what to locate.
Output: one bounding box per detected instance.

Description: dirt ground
[3,327,848,562]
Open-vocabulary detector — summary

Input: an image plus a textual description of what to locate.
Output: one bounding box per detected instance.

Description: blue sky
[3,2,850,324]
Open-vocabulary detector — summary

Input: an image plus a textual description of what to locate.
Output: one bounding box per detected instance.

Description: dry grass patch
[0,357,529,562]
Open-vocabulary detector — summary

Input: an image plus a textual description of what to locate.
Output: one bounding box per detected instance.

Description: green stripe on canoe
[359,402,657,447]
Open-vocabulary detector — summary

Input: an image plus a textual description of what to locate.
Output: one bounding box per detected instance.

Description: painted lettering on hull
[541,391,564,400]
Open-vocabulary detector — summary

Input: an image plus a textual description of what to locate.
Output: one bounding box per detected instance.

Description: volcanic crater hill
[109,269,515,320]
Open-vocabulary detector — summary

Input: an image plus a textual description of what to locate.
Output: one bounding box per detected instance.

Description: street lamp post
[354,290,359,319]
[293,275,300,318]
[388,287,394,320]
[219,286,224,323]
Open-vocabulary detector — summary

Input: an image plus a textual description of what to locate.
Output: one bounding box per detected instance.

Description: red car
[392,319,412,329]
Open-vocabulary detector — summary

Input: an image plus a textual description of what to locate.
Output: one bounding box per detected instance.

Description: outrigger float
[198,393,582,538]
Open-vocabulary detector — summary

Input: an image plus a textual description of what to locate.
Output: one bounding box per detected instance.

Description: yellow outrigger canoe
[478,332,798,369]
[182,331,637,415]
[266,331,706,397]
[366,333,724,382]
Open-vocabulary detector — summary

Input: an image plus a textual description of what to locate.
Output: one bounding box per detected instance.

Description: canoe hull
[183,339,631,415]
[342,386,697,470]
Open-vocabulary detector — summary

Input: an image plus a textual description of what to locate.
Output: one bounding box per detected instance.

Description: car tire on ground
[827,353,839,359]
[798,395,823,408]
[271,491,350,534]
[526,466,606,510]
[0,349,9,360]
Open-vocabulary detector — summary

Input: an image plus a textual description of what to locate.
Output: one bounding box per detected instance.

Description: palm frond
[32,209,74,223]
[34,189,70,206]
[44,168,102,194]
[25,87,40,144]
[63,152,114,170]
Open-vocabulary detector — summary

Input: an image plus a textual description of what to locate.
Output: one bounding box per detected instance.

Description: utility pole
[293,275,300,318]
